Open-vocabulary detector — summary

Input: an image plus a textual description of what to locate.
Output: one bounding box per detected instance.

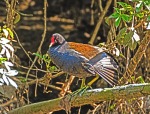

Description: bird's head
[49,33,66,47]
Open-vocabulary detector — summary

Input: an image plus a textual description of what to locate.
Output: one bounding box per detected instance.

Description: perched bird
[48,33,118,87]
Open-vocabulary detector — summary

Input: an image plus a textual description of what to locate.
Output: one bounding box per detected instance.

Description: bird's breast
[48,47,92,78]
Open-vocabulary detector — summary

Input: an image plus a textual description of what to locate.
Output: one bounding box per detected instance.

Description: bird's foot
[71,85,90,97]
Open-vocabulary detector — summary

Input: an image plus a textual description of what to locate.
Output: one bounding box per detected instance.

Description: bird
[48,33,118,88]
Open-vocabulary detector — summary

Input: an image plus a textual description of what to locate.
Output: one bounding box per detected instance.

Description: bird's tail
[83,52,118,86]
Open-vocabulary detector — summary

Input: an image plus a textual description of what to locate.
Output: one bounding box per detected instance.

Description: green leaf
[49,66,57,72]
[116,27,127,45]
[136,2,143,12]
[14,13,21,24]
[6,28,14,39]
[116,37,124,45]
[123,31,134,46]
[136,76,145,83]
[147,15,150,21]
[131,76,135,81]
[136,12,144,18]
[117,2,128,8]
[117,2,133,11]
[33,53,42,58]
[119,53,126,59]
[128,38,137,50]
[98,42,105,47]
[16,11,33,16]
[127,76,136,83]
[115,17,121,27]
[144,0,150,10]
[114,8,121,14]
[43,54,51,62]
[109,104,116,110]
[121,14,131,22]
[0,57,7,64]
[105,17,110,25]
[109,12,120,19]
[19,77,27,83]
[119,27,127,35]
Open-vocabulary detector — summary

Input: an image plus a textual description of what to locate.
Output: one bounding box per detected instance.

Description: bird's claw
[70,85,90,97]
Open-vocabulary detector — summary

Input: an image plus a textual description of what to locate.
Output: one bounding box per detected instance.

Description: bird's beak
[49,42,54,47]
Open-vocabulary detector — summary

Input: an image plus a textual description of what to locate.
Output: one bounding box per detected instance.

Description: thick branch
[8,83,150,114]
[89,0,112,45]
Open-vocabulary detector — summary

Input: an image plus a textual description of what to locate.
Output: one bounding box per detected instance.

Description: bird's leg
[71,75,99,96]
[87,74,99,87]
[78,74,99,94]
[80,78,86,88]
[69,78,85,95]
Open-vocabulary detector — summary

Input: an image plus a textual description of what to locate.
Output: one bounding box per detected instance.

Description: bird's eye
[55,39,58,43]
[54,37,59,43]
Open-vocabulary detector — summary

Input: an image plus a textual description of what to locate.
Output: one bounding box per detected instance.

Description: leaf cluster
[109,0,150,50]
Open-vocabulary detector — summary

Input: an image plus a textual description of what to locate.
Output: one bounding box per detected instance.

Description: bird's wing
[68,42,118,86]
[68,42,103,59]
[82,52,119,86]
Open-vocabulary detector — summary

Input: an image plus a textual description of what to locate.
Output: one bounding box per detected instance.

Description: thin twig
[15,63,47,73]
[26,77,70,93]
[26,0,47,80]
[26,71,64,85]
[98,0,103,12]
[0,98,17,107]
[13,31,37,67]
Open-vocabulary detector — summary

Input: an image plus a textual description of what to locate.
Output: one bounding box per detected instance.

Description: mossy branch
[8,83,150,114]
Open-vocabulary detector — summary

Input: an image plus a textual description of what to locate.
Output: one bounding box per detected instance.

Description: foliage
[34,53,58,72]
[0,26,18,88]
[109,1,150,50]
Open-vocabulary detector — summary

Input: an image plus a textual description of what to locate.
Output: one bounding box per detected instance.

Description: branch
[8,83,150,114]
[89,0,112,45]
[25,0,47,80]
[121,31,150,83]
[6,0,17,29]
